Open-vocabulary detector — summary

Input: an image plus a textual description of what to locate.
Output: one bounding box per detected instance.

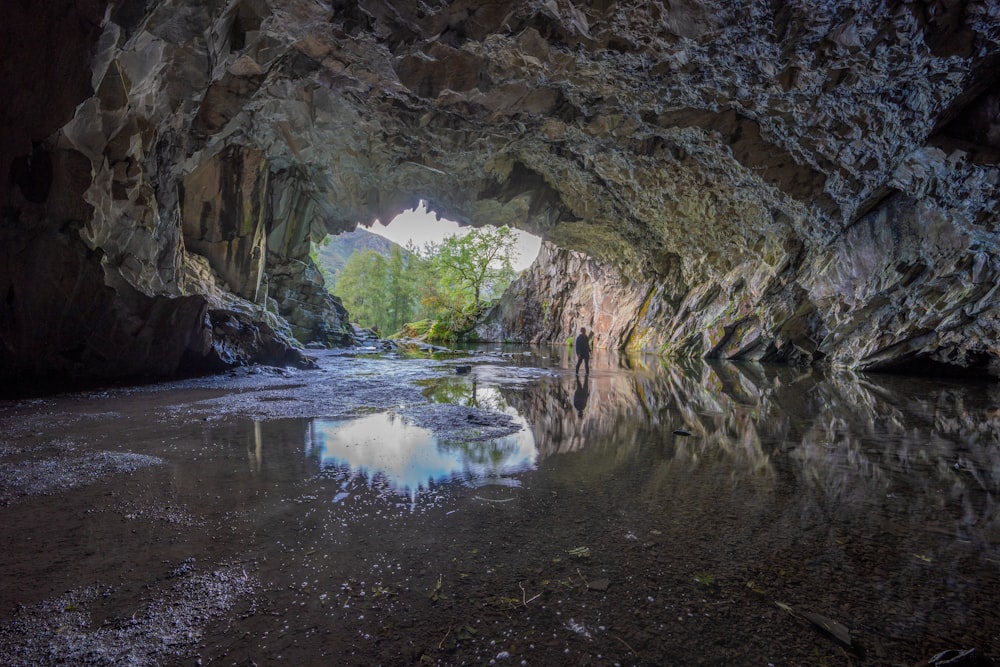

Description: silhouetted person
[573,375,590,418]
[574,326,591,376]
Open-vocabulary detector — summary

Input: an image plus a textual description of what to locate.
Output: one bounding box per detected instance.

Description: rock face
[477,241,665,351]
[2,0,999,381]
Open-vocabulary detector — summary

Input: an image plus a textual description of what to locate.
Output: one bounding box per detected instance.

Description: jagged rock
[927,648,994,667]
[477,241,663,350]
[1,0,999,382]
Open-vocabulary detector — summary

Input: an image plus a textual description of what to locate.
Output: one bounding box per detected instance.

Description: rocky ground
[0,348,522,665]
[1,348,998,666]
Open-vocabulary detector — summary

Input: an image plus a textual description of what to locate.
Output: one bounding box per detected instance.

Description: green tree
[385,245,414,332]
[333,250,389,331]
[331,225,520,341]
[428,226,518,313]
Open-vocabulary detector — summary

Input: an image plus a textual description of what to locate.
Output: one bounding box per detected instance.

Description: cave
[2,1,1000,664]
[2,0,998,385]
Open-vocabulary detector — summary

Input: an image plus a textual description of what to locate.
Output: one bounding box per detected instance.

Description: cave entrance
[314,201,541,339]
[368,201,541,271]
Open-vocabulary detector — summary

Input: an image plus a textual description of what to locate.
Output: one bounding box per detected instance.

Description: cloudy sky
[367,202,541,271]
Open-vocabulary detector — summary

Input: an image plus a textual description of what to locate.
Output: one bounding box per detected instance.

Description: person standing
[574,326,591,376]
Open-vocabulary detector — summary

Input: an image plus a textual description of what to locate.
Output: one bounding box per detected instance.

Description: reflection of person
[574,327,591,376]
[573,375,589,418]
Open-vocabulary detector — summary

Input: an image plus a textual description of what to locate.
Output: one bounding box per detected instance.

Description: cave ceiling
[95,0,999,274]
[2,0,1000,381]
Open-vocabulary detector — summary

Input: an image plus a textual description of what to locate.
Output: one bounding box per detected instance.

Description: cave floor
[0,347,998,666]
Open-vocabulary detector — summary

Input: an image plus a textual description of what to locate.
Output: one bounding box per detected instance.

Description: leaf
[799,610,852,647]
[775,601,852,647]
[694,572,716,586]
[429,574,444,601]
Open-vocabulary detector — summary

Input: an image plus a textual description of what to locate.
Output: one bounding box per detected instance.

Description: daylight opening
[369,202,541,271]
[313,202,542,342]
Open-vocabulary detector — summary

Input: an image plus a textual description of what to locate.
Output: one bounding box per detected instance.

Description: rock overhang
[2,0,1000,381]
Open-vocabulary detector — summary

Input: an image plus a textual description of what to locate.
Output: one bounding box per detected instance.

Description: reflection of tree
[440,437,518,467]
[420,378,510,412]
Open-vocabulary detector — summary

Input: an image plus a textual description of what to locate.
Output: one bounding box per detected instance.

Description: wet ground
[1,346,998,666]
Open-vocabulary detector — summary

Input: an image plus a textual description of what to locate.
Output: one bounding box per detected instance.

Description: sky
[366,202,542,271]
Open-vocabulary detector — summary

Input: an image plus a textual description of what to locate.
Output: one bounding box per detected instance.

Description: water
[0,347,997,665]
[312,408,536,502]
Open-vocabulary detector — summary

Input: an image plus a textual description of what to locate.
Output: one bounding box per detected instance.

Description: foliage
[312,228,400,280]
[333,246,419,334]
[425,226,517,312]
[329,226,520,340]
[398,319,433,339]
[333,250,387,331]
[427,319,457,343]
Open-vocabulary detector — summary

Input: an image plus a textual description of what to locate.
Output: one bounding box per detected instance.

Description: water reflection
[3,346,1000,664]
[484,353,1000,546]
[304,350,999,543]
[310,412,536,499]
[572,375,589,417]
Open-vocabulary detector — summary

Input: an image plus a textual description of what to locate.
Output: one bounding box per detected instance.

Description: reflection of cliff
[165,418,318,508]
[497,355,1000,542]
[776,371,1000,546]
[498,356,775,476]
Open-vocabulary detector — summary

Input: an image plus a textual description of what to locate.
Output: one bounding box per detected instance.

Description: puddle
[310,409,536,500]
[0,346,998,666]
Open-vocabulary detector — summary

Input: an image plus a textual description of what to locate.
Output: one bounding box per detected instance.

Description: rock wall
[484,191,1000,377]
[2,0,1000,382]
[477,241,669,350]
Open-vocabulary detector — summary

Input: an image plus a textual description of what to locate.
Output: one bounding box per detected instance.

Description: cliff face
[2,0,999,381]
[483,189,1000,375]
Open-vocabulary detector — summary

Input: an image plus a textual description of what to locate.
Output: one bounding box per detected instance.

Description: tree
[330,225,520,341]
[427,226,518,313]
[385,245,416,332]
[333,250,389,331]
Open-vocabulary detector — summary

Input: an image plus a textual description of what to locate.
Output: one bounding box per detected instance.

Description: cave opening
[365,201,542,272]
[3,3,1000,665]
[314,200,542,340]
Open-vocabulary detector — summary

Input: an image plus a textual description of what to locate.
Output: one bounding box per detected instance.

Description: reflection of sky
[312,412,536,497]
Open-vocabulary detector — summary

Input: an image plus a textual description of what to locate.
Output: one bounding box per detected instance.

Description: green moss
[427,320,458,343]
[694,572,717,586]
[399,319,433,338]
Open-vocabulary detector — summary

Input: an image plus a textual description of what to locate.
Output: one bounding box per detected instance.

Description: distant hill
[314,228,408,280]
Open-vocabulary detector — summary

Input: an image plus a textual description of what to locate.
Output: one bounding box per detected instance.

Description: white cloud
[367,202,541,271]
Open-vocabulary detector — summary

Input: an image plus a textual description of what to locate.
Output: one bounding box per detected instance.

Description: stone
[587,578,611,592]
[927,648,993,667]
[2,0,999,382]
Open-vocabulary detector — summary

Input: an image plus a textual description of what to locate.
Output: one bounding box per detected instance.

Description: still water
[0,346,998,666]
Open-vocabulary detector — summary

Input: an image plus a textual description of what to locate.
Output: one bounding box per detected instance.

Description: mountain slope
[314,229,408,280]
